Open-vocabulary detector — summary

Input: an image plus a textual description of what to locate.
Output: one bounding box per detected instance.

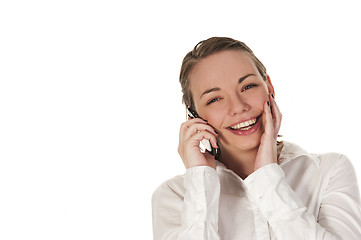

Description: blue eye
[242,84,257,91]
[207,97,220,105]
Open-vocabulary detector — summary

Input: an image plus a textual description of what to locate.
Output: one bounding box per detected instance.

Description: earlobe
[266,75,275,97]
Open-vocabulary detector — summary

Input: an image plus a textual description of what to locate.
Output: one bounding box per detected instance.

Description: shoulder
[314,152,351,168]
[313,152,360,202]
[316,153,357,181]
[281,141,356,178]
[312,152,356,181]
[281,141,348,164]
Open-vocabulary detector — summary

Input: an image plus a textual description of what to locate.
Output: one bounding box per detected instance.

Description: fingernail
[267,101,270,106]
[271,93,274,99]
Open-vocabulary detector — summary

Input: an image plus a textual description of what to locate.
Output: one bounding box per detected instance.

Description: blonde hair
[179,37,267,110]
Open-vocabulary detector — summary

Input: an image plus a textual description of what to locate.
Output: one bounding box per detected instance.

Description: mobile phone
[187,107,219,157]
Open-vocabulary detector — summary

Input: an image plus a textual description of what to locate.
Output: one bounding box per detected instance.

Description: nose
[228,94,250,116]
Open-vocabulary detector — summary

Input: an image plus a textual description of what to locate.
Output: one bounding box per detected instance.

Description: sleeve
[152,166,221,240]
[243,157,361,240]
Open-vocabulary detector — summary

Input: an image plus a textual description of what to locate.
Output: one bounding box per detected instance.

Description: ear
[266,75,275,97]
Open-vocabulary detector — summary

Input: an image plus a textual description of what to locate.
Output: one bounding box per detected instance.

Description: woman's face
[189,50,274,152]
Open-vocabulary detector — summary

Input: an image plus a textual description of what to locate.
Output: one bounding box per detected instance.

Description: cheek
[257,87,270,107]
[203,108,225,130]
[251,91,269,112]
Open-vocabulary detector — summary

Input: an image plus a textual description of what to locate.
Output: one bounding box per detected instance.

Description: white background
[1,0,360,239]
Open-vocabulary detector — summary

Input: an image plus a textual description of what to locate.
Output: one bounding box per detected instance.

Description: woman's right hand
[178,118,219,170]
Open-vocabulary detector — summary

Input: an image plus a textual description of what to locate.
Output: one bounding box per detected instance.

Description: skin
[178,50,282,179]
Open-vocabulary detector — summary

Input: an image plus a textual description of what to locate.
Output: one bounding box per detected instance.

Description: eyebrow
[239,73,255,84]
[200,73,256,98]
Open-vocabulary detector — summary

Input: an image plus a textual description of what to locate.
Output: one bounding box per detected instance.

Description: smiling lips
[230,118,257,130]
[227,115,261,135]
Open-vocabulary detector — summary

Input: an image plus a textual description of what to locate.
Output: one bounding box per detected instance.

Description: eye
[242,84,257,92]
[207,97,220,105]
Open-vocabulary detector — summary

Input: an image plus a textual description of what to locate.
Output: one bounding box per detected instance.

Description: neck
[218,144,258,179]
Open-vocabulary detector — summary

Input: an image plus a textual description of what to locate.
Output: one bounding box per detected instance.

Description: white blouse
[152,142,361,239]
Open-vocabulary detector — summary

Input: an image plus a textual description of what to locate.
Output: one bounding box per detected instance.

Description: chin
[219,131,262,153]
[236,135,261,151]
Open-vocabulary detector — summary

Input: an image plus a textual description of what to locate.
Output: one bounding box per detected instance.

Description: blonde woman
[152,37,361,239]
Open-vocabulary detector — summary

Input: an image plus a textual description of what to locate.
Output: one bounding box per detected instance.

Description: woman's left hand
[253,93,282,171]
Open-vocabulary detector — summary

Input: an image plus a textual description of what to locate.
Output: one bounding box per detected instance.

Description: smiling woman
[151,37,361,240]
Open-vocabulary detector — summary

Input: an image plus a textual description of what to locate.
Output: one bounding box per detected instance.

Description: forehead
[189,50,258,95]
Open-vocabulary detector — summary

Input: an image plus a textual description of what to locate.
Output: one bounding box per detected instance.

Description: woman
[152,37,361,239]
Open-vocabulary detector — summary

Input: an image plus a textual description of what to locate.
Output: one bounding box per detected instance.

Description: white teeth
[230,118,257,130]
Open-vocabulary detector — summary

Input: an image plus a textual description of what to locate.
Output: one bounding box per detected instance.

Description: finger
[190,130,219,149]
[181,118,217,137]
[184,122,218,140]
[180,118,207,136]
[269,94,282,137]
[187,117,208,124]
[263,100,274,137]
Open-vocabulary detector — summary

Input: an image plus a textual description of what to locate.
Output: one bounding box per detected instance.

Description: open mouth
[227,114,262,134]
[230,118,257,131]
